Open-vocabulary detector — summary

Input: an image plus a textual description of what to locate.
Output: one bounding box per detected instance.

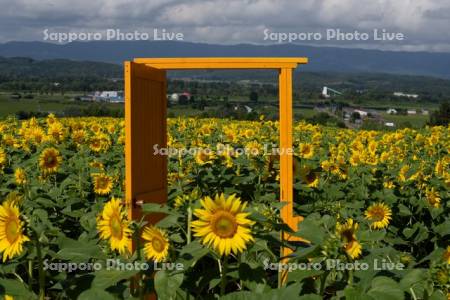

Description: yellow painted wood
[125,61,167,254]
[125,57,309,291]
[134,57,307,69]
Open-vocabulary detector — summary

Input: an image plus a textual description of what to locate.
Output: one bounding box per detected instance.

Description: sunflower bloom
[336,218,362,259]
[92,173,114,195]
[365,203,392,229]
[0,201,30,262]
[425,187,441,208]
[299,143,314,159]
[39,148,62,175]
[0,148,7,169]
[47,122,66,143]
[142,226,170,262]
[14,168,27,185]
[299,166,320,188]
[195,150,215,165]
[443,246,450,264]
[192,194,254,256]
[96,198,132,254]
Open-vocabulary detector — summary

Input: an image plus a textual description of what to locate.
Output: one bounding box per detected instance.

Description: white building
[393,92,419,99]
[407,110,417,115]
[169,93,179,103]
[99,91,120,98]
[386,108,398,115]
[354,109,368,117]
[93,91,124,102]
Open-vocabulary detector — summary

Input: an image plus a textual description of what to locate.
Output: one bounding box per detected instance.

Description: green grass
[294,108,316,118]
[0,92,123,118]
[381,112,429,128]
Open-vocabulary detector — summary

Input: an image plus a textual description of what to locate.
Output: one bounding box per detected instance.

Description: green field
[0,92,435,130]
[0,92,123,118]
[380,112,429,128]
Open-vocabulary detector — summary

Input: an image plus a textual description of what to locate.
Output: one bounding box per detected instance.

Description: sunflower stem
[220,256,228,296]
[319,271,330,296]
[187,206,192,244]
[34,233,45,300]
[28,260,33,285]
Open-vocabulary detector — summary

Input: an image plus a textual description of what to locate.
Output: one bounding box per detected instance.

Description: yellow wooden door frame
[125,57,308,287]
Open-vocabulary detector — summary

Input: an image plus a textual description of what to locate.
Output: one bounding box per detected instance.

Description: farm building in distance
[80,91,124,102]
[393,92,419,98]
[386,108,398,114]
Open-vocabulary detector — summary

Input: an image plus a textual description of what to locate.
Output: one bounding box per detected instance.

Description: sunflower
[92,173,114,195]
[192,194,254,256]
[89,161,104,170]
[46,113,57,125]
[0,148,6,169]
[96,198,131,254]
[398,165,410,182]
[14,168,26,185]
[425,187,441,208]
[142,226,170,262]
[299,166,320,188]
[71,129,86,145]
[47,122,66,143]
[89,134,111,153]
[28,127,46,145]
[349,152,362,166]
[195,150,215,165]
[368,141,378,154]
[39,148,62,175]
[299,143,314,159]
[443,246,450,264]
[4,192,22,206]
[0,201,30,262]
[364,203,392,229]
[336,218,362,259]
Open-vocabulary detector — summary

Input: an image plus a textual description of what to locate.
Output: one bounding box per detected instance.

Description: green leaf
[91,269,139,289]
[0,279,35,299]
[343,286,369,300]
[154,270,184,300]
[220,283,303,300]
[359,230,385,242]
[56,237,104,262]
[177,241,209,269]
[141,203,172,214]
[398,204,412,216]
[367,276,404,300]
[77,288,115,300]
[293,215,325,244]
[287,268,323,283]
[428,290,447,300]
[399,269,428,290]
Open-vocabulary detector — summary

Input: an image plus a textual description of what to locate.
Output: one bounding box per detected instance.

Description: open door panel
[124,61,167,252]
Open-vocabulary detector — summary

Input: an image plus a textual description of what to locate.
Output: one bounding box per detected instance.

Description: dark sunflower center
[109,215,123,239]
[97,178,109,189]
[212,211,237,238]
[341,229,354,243]
[6,218,19,243]
[46,155,56,166]
[152,237,165,253]
[306,172,317,183]
[370,208,385,221]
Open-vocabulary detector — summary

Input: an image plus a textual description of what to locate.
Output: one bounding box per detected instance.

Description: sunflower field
[0,115,449,300]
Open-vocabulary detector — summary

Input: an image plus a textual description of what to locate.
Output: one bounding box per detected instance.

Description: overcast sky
[0,0,449,52]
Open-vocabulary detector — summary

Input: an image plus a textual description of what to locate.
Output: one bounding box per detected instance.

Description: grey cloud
[0,0,449,52]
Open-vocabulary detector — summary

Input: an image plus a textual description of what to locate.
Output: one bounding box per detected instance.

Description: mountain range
[0,41,449,79]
